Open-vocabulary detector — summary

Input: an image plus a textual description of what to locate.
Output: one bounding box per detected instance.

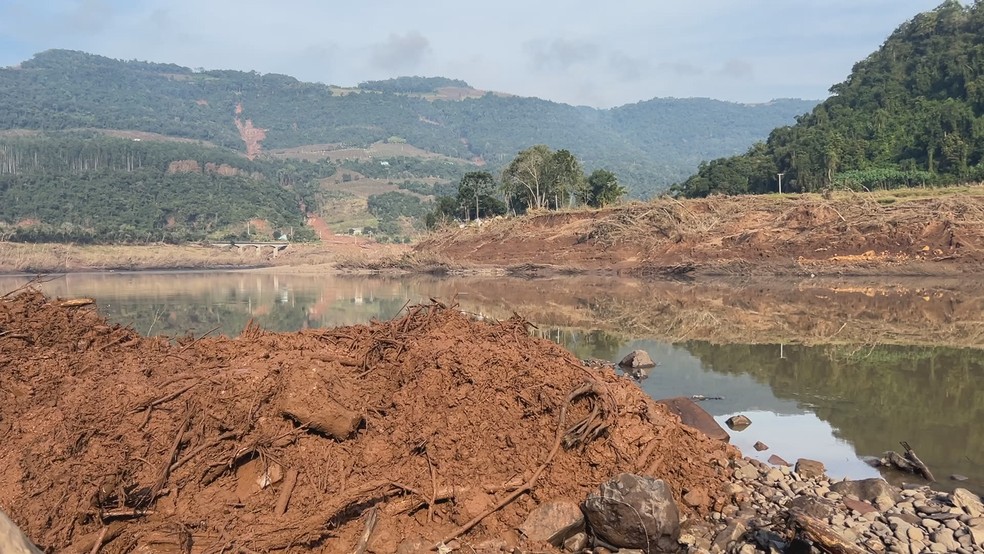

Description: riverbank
[406,186,984,278]
[5,187,984,277]
[0,240,407,274]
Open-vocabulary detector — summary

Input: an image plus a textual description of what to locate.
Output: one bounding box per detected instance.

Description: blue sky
[0,0,956,107]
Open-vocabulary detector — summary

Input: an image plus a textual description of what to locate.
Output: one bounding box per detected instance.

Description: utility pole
[777,172,785,194]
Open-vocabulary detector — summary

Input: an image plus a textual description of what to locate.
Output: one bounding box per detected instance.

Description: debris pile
[0,291,737,552]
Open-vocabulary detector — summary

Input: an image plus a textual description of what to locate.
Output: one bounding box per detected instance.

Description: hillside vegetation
[0,49,816,197]
[676,0,984,196]
[0,132,333,243]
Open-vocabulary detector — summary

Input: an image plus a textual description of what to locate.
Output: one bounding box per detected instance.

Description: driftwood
[789,509,866,554]
[870,441,935,481]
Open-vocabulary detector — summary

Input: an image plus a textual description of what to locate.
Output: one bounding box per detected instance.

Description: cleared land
[410,186,984,277]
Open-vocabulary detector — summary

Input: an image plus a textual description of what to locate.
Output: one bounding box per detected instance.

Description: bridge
[210,241,290,257]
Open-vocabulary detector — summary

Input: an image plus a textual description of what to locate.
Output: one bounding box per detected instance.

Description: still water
[2,271,982,493]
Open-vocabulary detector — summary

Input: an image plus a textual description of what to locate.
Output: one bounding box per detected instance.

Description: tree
[457,171,504,220]
[500,145,589,213]
[582,169,625,207]
[501,145,553,212]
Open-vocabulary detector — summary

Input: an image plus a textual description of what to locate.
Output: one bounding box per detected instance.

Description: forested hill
[0,49,816,197]
[675,0,984,197]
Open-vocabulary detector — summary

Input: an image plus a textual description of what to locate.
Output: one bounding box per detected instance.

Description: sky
[0,0,957,108]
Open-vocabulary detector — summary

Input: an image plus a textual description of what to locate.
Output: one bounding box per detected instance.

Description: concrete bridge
[210,241,290,257]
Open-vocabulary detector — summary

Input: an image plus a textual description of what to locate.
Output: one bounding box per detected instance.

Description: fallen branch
[900,441,935,482]
[353,507,379,554]
[87,526,109,554]
[132,382,199,414]
[176,325,221,354]
[152,409,192,503]
[789,509,866,554]
[869,441,935,482]
[274,468,299,517]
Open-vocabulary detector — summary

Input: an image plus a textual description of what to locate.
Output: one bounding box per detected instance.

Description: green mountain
[675,0,984,197]
[0,49,816,198]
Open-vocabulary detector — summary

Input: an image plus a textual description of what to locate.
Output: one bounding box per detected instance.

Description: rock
[788,496,837,520]
[619,349,656,369]
[970,523,984,547]
[725,414,752,430]
[830,478,901,504]
[582,474,680,553]
[951,474,969,481]
[793,458,825,479]
[734,462,759,481]
[767,454,790,466]
[952,488,984,517]
[906,526,925,542]
[753,441,769,451]
[683,489,709,508]
[0,510,43,554]
[563,532,588,552]
[519,499,585,546]
[235,458,284,501]
[656,397,730,442]
[764,468,782,483]
[874,494,897,512]
[712,520,746,552]
[843,498,879,514]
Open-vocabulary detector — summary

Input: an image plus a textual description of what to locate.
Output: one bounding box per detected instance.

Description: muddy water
[2,271,982,494]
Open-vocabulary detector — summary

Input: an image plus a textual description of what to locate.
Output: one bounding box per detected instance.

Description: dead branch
[900,441,935,482]
[152,409,192,503]
[789,509,866,554]
[132,382,199,414]
[274,468,299,517]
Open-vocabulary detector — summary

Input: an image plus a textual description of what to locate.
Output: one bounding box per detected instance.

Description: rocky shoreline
[680,455,984,554]
[515,454,984,554]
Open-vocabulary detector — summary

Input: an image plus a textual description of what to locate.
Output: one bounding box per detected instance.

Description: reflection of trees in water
[682,341,984,485]
[533,328,626,361]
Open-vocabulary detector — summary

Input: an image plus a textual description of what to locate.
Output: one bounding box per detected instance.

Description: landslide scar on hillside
[234,101,266,159]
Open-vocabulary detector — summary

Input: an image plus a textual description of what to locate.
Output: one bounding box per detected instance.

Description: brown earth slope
[0,291,735,553]
[414,189,984,276]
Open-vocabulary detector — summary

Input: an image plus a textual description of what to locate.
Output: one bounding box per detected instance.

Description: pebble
[678,457,984,554]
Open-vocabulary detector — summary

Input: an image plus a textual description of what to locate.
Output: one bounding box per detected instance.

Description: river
[2,270,982,494]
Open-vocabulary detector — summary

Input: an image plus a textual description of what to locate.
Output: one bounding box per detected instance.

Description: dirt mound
[0,291,736,553]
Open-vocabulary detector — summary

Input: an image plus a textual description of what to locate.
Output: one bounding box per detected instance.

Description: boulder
[725,414,751,431]
[952,488,984,517]
[767,454,790,466]
[582,473,680,553]
[753,441,769,451]
[517,499,584,546]
[619,350,656,370]
[829,478,901,504]
[794,458,826,479]
[655,397,730,442]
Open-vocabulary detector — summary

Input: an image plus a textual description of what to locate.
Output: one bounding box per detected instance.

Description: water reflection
[1,271,980,493]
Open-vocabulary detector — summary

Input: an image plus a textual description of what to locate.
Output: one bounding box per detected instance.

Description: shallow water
[2,271,981,493]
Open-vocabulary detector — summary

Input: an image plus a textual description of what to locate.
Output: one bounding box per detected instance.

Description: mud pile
[0,291,736,553]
